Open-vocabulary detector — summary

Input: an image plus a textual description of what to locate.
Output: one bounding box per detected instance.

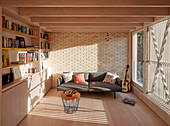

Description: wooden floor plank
[18,89,168,126]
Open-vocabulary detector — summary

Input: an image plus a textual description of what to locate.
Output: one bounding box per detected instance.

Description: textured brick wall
[48,32,128,87]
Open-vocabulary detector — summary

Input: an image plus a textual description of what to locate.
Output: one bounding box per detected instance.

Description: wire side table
[61,91,80,114]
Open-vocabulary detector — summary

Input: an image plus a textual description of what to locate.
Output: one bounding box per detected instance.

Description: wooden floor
[18,89,168,126]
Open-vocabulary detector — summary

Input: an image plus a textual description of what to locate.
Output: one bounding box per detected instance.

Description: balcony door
[132,31,144,87]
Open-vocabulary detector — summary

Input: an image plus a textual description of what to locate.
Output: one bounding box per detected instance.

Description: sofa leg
[114,92,116,98]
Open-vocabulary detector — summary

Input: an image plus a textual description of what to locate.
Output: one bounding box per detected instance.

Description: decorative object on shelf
[2,72,13,86]
[16,36,26,48]
[32,68,37,73]
[62,90,80,114]
[12,66,22,80]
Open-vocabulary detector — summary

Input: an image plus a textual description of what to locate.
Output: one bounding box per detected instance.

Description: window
[132,31,144,86]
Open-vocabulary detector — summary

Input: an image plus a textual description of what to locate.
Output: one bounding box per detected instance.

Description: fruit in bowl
[65,90,77,97]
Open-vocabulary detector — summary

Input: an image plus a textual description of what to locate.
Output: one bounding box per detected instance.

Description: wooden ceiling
[1,0,170,32]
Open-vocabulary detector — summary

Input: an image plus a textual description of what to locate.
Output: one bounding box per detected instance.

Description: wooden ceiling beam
[1,0,170,7]
[31,17,154,23]
[19,7,169,17]
[46,26,136,30]
[49,29,130,32]
[40,23,144,27]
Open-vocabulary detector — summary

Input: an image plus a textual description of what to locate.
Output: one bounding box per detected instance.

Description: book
[2,16,5,27]
[2,36,4,48]
[11,22,14,30]
[26,53,29,63]
[8,38,13,48]
[2,50,10,66]
[11,61,25,64]
[19,53,27,63]
[9,21,12,30]
[4,37,8,48]
[14,39,18,48]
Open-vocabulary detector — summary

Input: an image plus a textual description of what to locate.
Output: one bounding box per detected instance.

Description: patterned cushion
[103,72,119,84]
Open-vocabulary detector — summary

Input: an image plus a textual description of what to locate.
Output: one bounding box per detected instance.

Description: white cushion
[62,72,73,83]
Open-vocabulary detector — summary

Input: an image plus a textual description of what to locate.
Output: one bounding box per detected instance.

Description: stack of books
[19,51,39,63]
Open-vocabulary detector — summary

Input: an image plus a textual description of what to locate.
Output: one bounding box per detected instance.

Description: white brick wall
[48,32,128,87]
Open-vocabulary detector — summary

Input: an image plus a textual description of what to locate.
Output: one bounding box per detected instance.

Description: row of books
[41,32,51,40]
[41,51,50,59]
[2,36,19,48]
[2,50,10,67]
[2,16,37,36]
[2,36,39,49]
[19,51,39,63]
[40,42,50,49]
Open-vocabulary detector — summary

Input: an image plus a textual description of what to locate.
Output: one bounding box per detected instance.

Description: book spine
[14,39,18,48]
[11,22,14,30]
[4,37,7,48]
[9,21,11,30]
[2,36,4,48]
[26,53,29,63]
[2,16,5,28]
[41,42,42,49]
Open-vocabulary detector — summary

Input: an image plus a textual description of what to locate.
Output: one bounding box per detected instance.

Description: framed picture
[16,36,26,48]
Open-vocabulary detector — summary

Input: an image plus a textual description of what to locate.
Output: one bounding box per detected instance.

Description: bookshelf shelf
[2,27,39,39]
[40,58,50,61]
[2,60,39,70]
[40,49,51,51]
[2,48,39,51]
[41,38,50,41]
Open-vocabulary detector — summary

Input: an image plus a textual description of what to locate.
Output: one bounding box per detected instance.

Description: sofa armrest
[115,78,122,87]
[57,76,63,86]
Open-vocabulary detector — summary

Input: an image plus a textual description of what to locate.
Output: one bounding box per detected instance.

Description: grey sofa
[57,72,122,98]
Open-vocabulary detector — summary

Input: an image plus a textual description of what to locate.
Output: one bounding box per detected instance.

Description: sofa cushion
[72,73,86,83]
[57,82,89,92]
[89,81,122,92]
[62,72,73,83]
[103,72,119,84]
[73,72,89,81]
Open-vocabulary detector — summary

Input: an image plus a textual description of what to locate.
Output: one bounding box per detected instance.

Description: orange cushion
[72,73,86,83]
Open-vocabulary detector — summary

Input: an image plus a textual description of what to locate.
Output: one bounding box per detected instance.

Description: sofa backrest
[61,72,117,82]
[89,72,106,81]
[89,72,117,81]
